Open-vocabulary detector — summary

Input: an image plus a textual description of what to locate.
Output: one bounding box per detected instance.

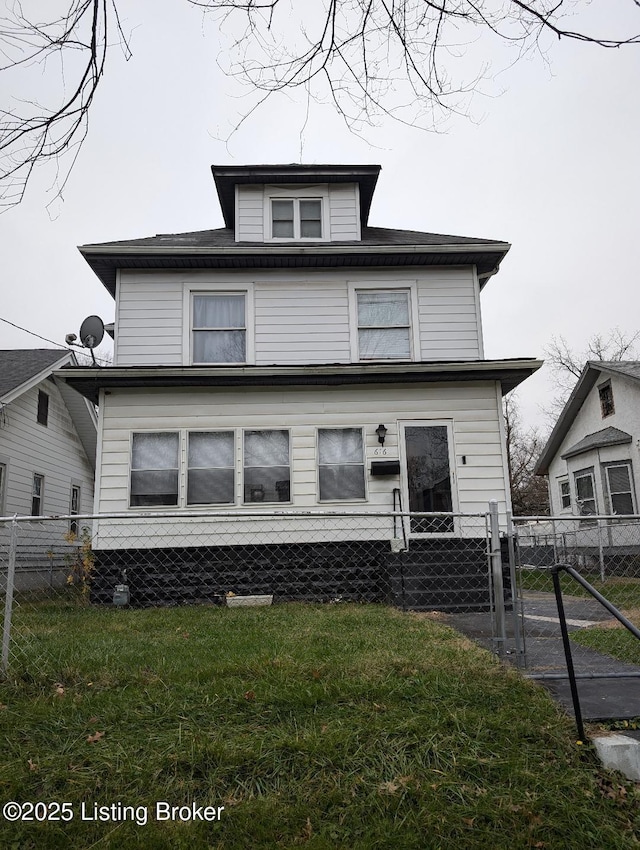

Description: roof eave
[57,358,542,406]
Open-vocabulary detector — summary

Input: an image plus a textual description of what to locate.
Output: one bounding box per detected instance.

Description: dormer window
[270,198,322,239]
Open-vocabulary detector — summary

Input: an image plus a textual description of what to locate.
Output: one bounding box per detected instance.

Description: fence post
[505,510,525,667]
[597,519,605,582]
[1,517,18,676]
[489,500,507,658]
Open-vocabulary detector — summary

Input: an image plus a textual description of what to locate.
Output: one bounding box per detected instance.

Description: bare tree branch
[1,1,638,206]
[0,0,131,209]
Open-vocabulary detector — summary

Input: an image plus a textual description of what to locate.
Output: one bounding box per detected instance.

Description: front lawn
[1,602,638,848]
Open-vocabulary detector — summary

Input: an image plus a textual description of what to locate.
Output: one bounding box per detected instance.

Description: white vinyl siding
[329,184,360,240]
[0,381,95,518]
[116,273,183,365]
[236,185,265,242]
[96,381,507,524]
[115,268,482,366]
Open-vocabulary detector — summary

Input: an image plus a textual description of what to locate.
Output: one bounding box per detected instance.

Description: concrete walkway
[437,591,640,721]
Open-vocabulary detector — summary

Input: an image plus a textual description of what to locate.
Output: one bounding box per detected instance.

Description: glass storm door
[402,423,455,534]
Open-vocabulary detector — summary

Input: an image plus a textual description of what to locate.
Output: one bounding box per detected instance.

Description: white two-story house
[59,163,540,608]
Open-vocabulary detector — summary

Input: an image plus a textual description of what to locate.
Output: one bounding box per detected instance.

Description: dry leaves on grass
[86,731,105,744]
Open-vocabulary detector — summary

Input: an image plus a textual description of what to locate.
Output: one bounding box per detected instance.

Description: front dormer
[211,164,381,243]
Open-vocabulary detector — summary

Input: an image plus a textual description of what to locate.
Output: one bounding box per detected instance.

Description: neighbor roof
[0,349,71,400]
[535,361,640,474]
[80,226,511,298]
[561,426,633,460]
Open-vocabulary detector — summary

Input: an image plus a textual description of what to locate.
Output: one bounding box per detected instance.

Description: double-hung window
[559,478,571,511]
[574,469,597,516]
[70,484,81,535]
[192,293,246,363]
[187,432,235,505]
[605,463,635,515]
[599,382,615,418]
[243,430,291,503]
[318,428,365,501]
[32,473,44,516]
[271,199,322,239]
[357,290,411,360]
[130,433,179,507]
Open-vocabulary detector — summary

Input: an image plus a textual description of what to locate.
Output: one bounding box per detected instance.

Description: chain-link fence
[1,509,506,679]
[512,515,640,678]
[8,508,637,683]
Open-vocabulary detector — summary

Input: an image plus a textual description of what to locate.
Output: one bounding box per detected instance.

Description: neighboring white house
[58,163,541,608]
[536,361,640,518]
[0,349,97,522]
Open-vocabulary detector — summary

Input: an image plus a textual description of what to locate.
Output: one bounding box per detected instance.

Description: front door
[401,422,456,534]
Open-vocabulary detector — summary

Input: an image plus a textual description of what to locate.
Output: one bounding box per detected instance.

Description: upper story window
[192,293,246,363]
[270,198,323,240]
[357,290,411,360]
[598,381,614,418]
[37,390,49,426]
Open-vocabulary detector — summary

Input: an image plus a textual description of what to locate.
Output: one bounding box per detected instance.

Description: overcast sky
[2,0,639,432]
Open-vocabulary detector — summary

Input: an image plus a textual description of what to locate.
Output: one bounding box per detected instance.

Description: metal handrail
[551,563,640,741]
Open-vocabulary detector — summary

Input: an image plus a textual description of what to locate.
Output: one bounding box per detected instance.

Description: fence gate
[510,515,640,679]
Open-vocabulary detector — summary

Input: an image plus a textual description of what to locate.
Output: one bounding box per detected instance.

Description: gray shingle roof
[0,349,70,399]
[81,225,505,251]
[561,427,633,460]
[593,361,640,382]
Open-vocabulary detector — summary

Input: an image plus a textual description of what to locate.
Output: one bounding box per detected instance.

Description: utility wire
[0,315,111,365]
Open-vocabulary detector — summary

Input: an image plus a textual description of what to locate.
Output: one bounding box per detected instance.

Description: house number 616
[374,447,388,456]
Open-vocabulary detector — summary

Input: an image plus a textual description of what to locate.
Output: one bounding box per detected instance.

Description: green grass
[1,602,639,849]
[520,570,640,611]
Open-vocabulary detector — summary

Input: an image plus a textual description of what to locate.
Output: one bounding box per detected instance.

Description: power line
[0,315,111,365]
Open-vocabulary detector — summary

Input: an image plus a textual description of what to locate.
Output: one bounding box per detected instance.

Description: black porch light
[375,424,388,446]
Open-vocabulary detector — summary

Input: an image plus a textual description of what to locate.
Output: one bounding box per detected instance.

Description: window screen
[192,294,246,363]
[606,464,635,515]
[244,430,290,503]
[357,291,411,359]
[187,432,235,504]
[130,433,179,507]
[318,428,365,501]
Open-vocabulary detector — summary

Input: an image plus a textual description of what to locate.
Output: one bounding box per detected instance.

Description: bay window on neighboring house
[192,293,246,364]
[574,468,597,517]
[604,463,636,515]
[69,484,81,535]
[243,430,291,503]
[356,290,412,360]
[187,431,235,505]
[318,428,366,501]
[130,433,179,507]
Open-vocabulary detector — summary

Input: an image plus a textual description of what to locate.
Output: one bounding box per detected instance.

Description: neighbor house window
[271,198,322,239]
[598,382,614,418]
[318,428,365,501]
[0,463,5,514]
[559,478,571,510]
[574,469,597,516]
[31,473,44,516]
[187,431,235,505]
[70,484,81,535]
[243,430,290,503]
[37,390,49,426]
[130,433,179,507]
[192,293,246,363]
[605,463,635,515]
[357,290,411,360]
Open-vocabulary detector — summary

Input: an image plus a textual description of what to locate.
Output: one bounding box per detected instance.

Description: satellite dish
[79,315,105,366]
[79,315,105,350]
